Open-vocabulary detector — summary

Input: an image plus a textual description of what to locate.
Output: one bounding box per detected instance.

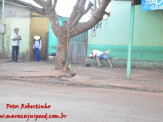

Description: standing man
[11,28,22,62]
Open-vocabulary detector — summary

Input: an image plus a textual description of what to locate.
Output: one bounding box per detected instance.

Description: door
[70,31,88,64]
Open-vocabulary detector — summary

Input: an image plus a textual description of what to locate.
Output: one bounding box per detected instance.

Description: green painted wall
[134,6,163,47]
[88,1,163,62]
[132,6,163,61]
[88,1,130,59]
[48,17,68,56]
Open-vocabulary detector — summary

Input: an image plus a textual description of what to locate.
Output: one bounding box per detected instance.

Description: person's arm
[17,36,22,40]
[92,50,97,58]
[13,37,21,40]
[11,33,17,41]
[17,34,22,40]
[33,40,35,50]
[11,33,21,41]
[39,40,42,50]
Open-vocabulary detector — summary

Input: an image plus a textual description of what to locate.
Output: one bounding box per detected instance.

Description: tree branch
[72,13,83,26]
[72,1,93,26]
[47,0,52,8]
[67,0,86,26]
[71,0,111,37]
[33,0,46,8]
[52,0,57,8]
[84,1,94,14]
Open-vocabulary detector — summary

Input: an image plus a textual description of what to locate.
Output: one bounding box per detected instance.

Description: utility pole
[127,5,135,79]
[127,0,140,79]
[1,0,5,59]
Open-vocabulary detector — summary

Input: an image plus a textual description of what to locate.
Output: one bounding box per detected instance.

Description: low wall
[85,58,163,69]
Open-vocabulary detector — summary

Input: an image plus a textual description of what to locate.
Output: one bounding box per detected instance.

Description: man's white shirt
[11,32,21,46]
[92,50,103,58]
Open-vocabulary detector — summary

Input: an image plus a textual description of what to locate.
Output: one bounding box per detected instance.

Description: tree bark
[55,37,70,70]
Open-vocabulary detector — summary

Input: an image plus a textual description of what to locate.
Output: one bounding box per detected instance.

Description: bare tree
[33,0,111,71]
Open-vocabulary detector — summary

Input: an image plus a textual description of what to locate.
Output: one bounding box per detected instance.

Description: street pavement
[0,80,163,122]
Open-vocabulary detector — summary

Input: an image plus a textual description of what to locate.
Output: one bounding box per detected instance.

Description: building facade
[0,0,30,61]
[0,0,49,61]
[87,0,163,68]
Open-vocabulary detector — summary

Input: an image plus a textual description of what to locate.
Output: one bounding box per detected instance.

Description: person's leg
[96,54,103,67]
[102,53,114,68]
[35,48,40,61]
[15,46,19,62]
[96,57,101,67]
[34,48,38,61]
[107,59,114,68]
[37,49,41,61]
[12,46,15,61]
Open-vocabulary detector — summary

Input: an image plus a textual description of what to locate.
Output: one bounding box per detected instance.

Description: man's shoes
[97,65,101,68]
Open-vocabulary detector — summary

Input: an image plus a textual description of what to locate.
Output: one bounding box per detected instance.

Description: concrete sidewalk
[70,66,163,92]
[0,60,163,93]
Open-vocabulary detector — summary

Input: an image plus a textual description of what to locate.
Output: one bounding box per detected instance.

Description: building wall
[30,12,49,60]
[0,3,30,61]
[88,1,130,59]
[133,6,163,61]
[48,22,58,56]
[88,1,163,62]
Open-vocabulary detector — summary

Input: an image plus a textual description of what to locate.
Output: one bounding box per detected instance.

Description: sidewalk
[0,60,163,93]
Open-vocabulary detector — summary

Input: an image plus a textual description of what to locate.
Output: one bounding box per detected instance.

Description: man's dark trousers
[12,46,19,62]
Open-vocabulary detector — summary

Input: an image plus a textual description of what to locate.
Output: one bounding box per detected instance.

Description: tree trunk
[55,37,70,70]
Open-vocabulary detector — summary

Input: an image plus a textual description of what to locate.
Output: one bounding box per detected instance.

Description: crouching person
[33,35,41,61]
[89,50,114,68]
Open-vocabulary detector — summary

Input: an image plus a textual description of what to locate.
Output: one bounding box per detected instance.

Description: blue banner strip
[141,0,163,11]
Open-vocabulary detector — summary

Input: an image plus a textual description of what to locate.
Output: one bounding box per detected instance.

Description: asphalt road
[0,80,163,122]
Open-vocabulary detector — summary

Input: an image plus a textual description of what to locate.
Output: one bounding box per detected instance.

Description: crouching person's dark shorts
[97,53,109,60]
